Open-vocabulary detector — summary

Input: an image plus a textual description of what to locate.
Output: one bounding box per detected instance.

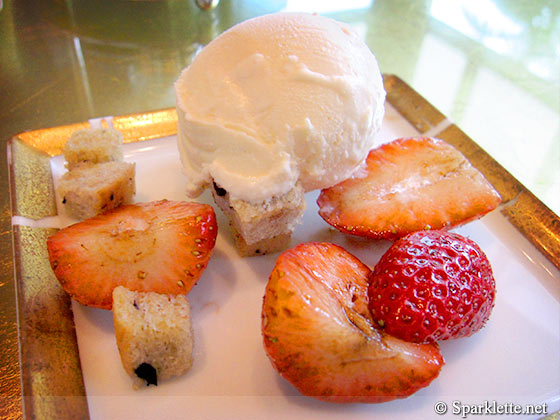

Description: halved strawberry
[261,242,444,403]
[47,200,217,309]
[317,137,502,240]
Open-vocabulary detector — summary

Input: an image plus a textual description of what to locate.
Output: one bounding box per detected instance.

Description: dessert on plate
[57,126,136,220]
[261,231,496,401]
[47,200,217,309]
[317,136,502,239]
[367,230,496,343]
[63,127,124,169]
[175,12,386,256]
[57,161,136,220]
[261,242,444,402]
[113,286,195,389]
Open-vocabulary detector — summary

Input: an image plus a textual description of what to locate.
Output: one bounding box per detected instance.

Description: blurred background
[0,1,558,417]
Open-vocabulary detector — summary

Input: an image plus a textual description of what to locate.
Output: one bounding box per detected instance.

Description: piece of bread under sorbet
[211,181,306,257]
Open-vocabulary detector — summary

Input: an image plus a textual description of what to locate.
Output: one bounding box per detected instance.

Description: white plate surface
[49,104,560,420]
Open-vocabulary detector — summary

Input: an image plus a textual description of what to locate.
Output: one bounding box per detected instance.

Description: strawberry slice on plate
[261,242,444,403]
[317,137,502,240]
[47,200,217,309]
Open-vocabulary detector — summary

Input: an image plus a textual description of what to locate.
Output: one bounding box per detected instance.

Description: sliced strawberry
[262,242,443,403]
[317,137,502,240]
[47,200,217,309]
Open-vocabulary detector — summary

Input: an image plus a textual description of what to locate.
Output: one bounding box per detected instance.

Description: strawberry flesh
[262,242,443,403]
[368,230,496,343]
[47,200,217,309]
[317,137,502,240]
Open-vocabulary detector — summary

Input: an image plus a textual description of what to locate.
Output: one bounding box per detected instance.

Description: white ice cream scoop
[175,12,386,204]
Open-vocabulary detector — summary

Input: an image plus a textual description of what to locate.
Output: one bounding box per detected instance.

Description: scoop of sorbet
[175,12,386,204]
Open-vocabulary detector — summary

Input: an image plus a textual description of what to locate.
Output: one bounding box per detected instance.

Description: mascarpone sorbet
[175,12,386,203]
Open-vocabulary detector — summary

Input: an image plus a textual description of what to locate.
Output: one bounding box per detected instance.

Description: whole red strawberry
[368,230,496,343]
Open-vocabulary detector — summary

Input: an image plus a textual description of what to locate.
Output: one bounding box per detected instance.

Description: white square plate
[44,104,560,419]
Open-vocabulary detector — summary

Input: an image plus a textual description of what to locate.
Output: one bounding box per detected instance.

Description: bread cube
[57,161,135,220]
[211,181,306,256]
[112,286,194,389]
[64,127,123,169]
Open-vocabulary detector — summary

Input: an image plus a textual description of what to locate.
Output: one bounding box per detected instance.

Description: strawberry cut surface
[47,200,217,309]
[368,230,496,343]
[262,242,443,403]
[317,137,502,240]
